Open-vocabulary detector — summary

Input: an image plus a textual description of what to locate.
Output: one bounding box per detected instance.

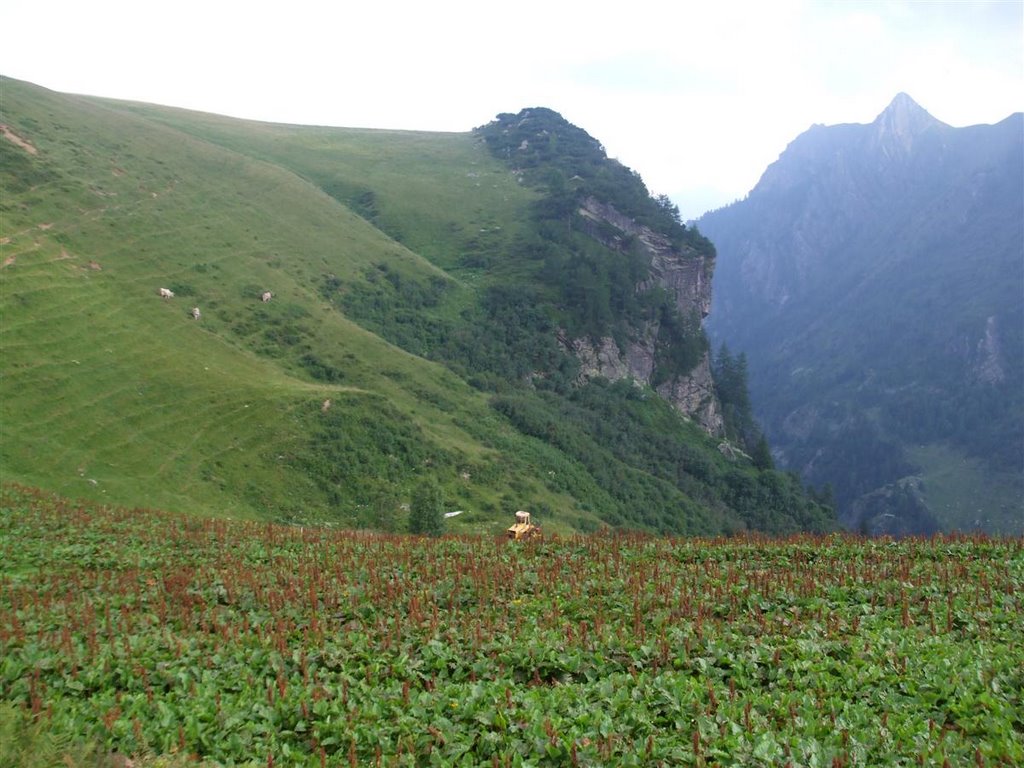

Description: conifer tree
[751,434,775,470]
[409,478,445,536]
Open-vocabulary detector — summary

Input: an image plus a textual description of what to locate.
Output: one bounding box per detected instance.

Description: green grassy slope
[102,101,538,276]
[0,77,597,532]
[2,77,833,535]
[908,444,1023,535]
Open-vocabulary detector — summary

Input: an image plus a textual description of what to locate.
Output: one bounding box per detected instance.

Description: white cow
[261,291,273,303]
[191,307,201,320]
[158,287,174,299]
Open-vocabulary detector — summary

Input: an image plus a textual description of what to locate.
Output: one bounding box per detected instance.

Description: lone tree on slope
[409,478,445,536]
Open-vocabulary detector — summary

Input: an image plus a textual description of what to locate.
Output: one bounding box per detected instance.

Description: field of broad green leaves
[1,484,1022,767]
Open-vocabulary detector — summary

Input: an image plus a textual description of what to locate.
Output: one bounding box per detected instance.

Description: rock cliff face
[973,316,1006,386]
[566,197,723,435]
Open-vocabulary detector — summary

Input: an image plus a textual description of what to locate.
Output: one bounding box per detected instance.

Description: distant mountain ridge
[698,94,1023,534]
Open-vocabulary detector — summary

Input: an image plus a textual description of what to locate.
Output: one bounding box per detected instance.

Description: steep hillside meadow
[1,77,540,530]
[0,77,831,536]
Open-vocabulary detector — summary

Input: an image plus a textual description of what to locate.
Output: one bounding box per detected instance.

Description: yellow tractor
[506,510,542,540]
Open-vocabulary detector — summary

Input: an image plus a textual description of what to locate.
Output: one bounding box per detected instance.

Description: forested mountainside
[699,93,1023,535]
[0,77,833,535]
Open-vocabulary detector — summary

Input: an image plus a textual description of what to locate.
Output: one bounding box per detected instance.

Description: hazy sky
[2,0,1021,218]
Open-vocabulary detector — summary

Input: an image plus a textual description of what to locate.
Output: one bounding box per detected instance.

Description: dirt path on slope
[0,123,38,154]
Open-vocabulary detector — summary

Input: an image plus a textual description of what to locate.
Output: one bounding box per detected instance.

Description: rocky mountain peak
[871,92,945,157]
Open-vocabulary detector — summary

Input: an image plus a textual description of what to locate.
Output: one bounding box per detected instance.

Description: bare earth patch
[0,123,38,154]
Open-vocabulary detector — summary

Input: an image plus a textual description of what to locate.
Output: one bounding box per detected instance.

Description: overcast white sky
[2,0,1021,218]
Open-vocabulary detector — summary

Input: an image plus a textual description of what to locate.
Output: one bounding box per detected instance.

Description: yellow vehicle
[506,510,542,540]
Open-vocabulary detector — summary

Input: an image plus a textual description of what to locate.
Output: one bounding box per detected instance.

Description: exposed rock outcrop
[579,197,713,319]
[566,198,723,436]
[655,356,721,435]
[973,315,1005,385]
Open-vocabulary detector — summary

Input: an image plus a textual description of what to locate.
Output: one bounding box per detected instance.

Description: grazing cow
[158,287,174,298]
[191,307,201,320]
[261,291,273,303]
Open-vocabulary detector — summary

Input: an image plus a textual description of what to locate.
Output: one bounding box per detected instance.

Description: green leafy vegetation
[711,345,758,449]
[491,380,833,535]
[2,485,1021,766]
[476,108,712,255]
